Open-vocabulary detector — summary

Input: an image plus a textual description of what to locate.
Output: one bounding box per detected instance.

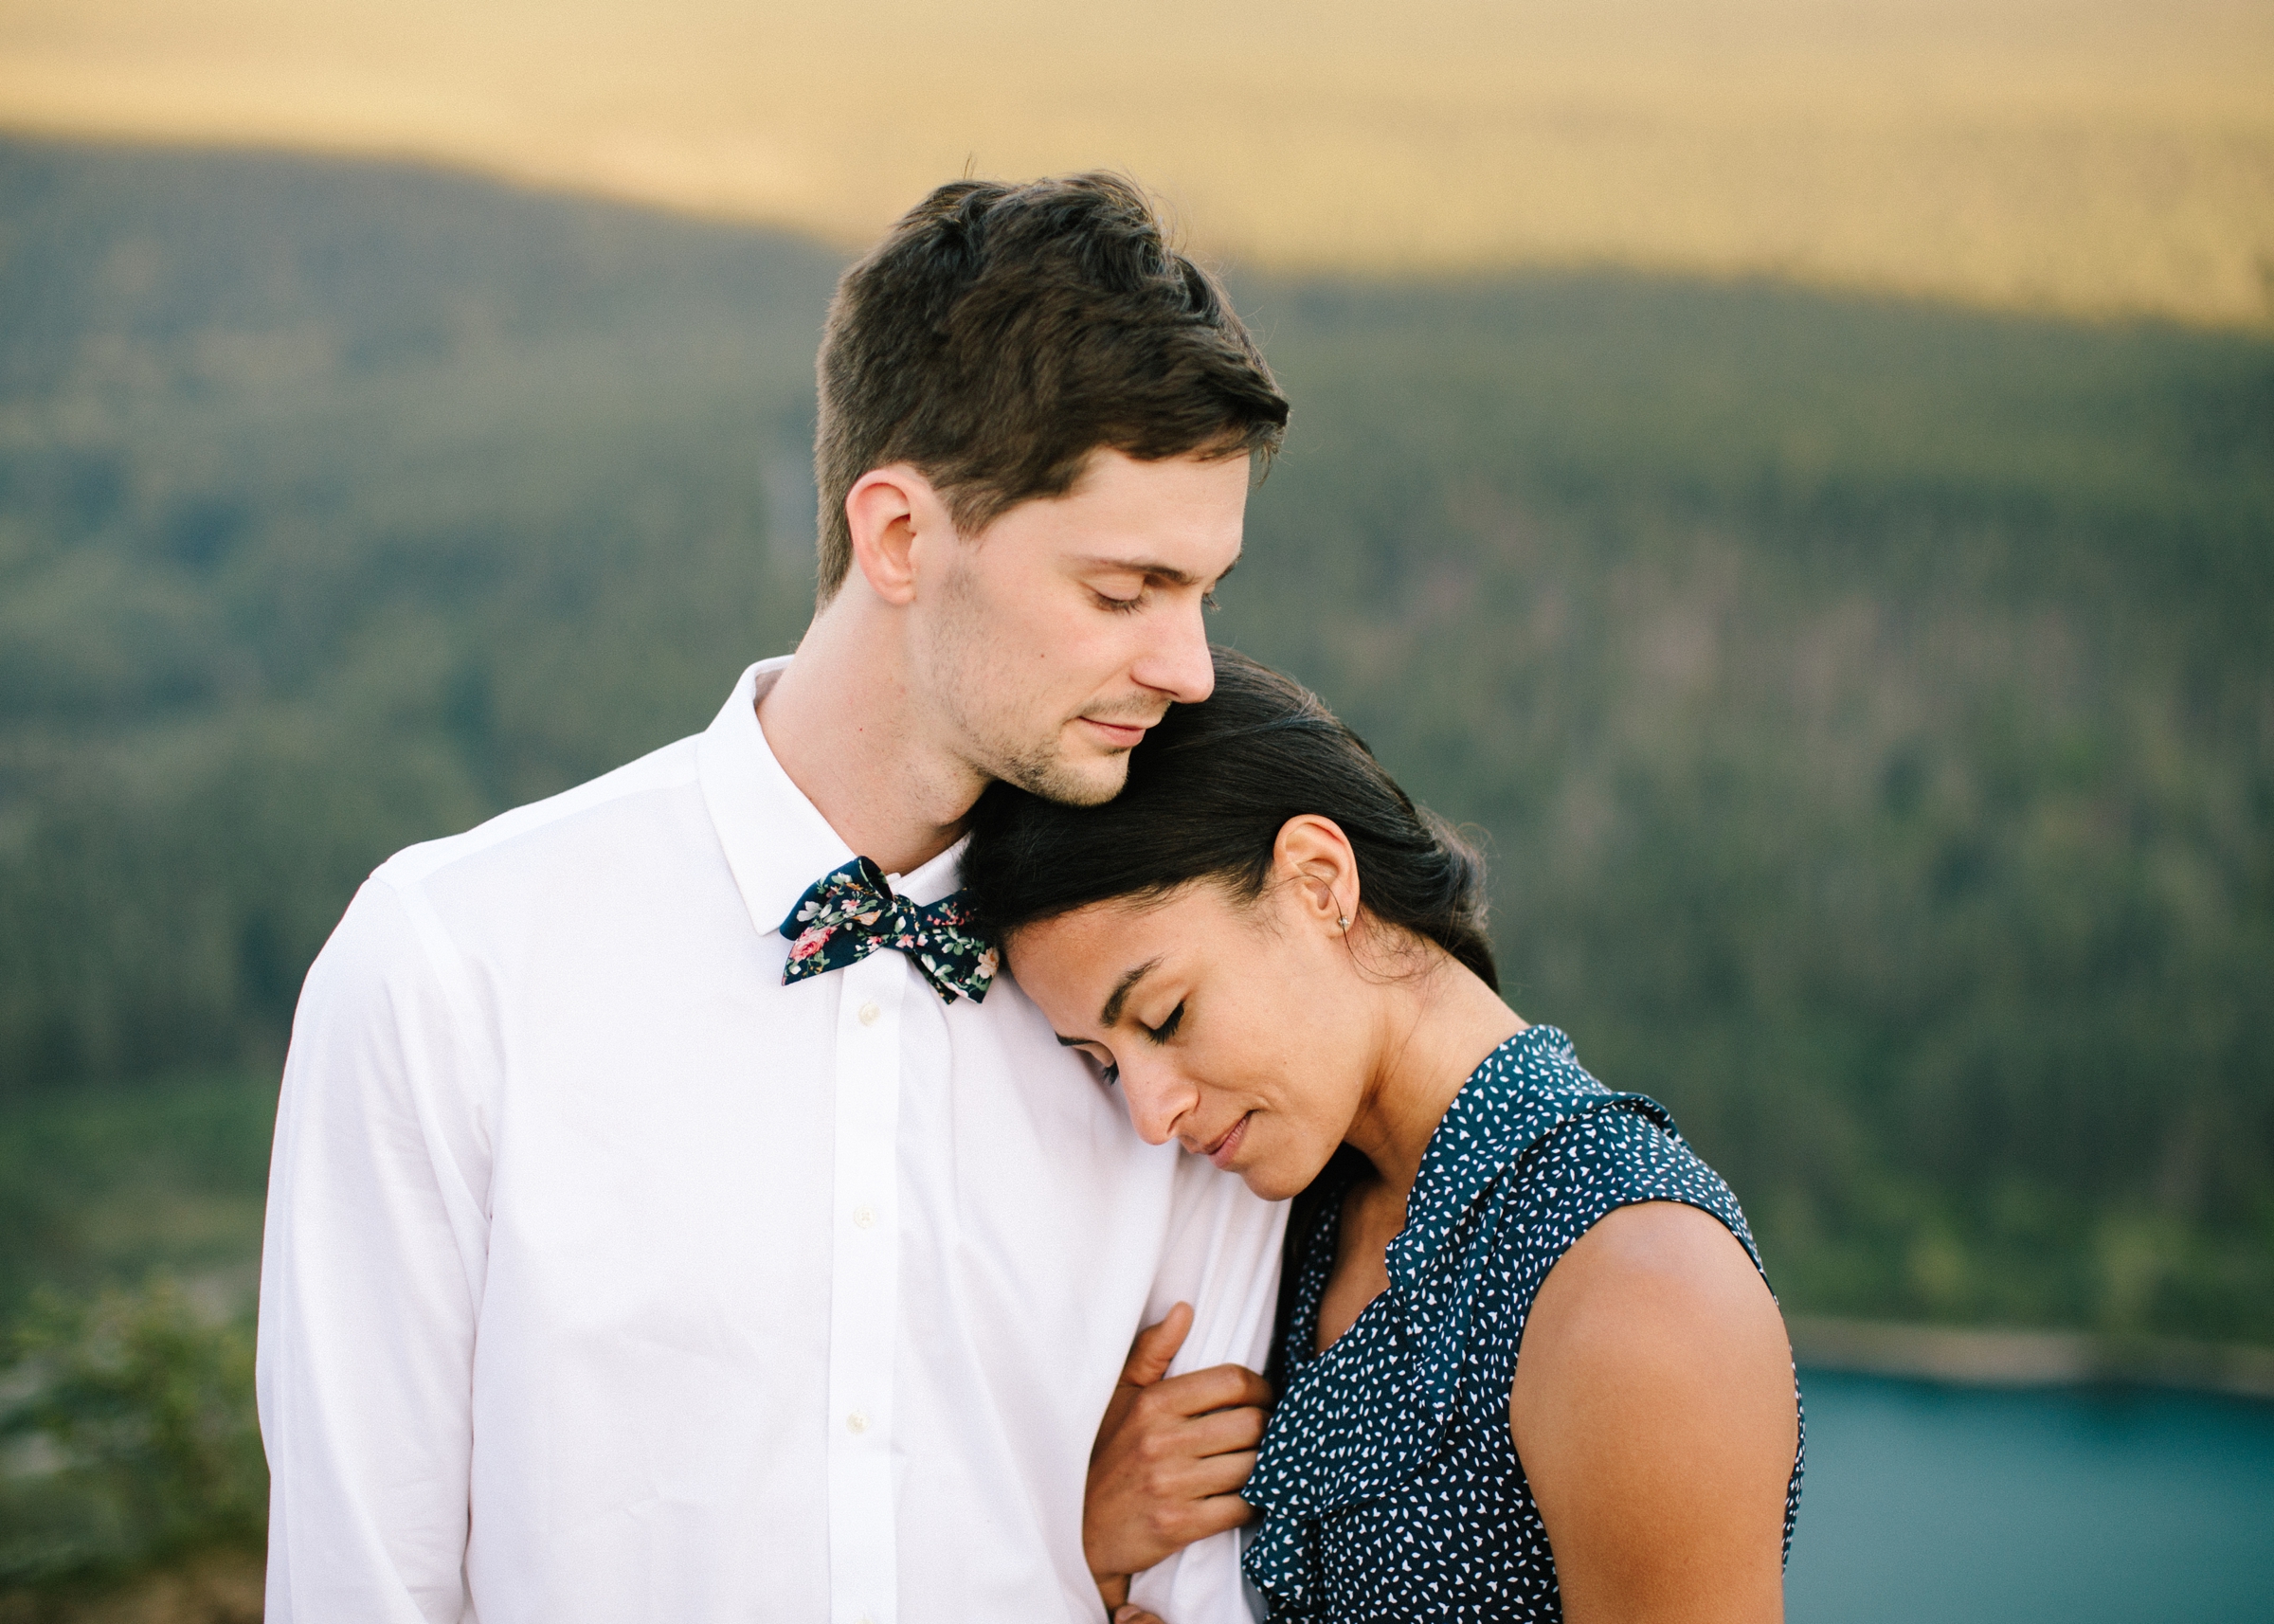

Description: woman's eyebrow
[1100,957,1164,1027]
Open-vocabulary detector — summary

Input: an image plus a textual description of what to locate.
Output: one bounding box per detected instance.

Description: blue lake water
[1785,1371,2274,1624]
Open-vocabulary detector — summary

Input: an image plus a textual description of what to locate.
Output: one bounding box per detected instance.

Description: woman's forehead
[1012,892,1175,961]
[1007,886,1235,993]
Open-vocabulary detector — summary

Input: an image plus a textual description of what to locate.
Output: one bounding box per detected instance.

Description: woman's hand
[1510,1200,1798,1624]
[1084,1302,1272,1587]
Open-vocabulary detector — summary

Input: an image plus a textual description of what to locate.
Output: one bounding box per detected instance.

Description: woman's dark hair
[961,647,1497,990]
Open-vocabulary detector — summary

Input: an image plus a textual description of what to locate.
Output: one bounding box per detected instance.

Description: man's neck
[755,596,988,878]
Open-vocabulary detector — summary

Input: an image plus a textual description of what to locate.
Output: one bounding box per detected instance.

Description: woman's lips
[1203,1111,1254,1170]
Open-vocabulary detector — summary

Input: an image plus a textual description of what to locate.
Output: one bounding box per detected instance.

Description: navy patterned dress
[1240,1026,1803,1621]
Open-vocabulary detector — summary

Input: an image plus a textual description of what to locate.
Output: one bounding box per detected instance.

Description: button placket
[825,951,904,1624]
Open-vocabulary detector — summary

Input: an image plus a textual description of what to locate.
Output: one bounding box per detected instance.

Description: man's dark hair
[961,647,1498,990]
[812,173,1290,600]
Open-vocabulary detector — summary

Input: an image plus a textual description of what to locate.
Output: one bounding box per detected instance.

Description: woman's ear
[1272,815,1361,932]
[843,463,942,606]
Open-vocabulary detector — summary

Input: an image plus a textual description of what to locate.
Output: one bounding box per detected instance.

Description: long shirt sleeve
[259,877,495,1622]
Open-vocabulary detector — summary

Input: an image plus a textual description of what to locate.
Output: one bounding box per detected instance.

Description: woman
[962,651,1803,1623]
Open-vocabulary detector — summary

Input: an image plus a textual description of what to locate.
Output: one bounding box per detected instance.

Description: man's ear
[1272,815,1361,930]
[843,464,942,606]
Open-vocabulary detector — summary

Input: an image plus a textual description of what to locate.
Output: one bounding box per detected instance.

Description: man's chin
[996,746,1131,807]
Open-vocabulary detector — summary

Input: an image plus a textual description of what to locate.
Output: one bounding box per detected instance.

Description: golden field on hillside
[2,0,2270,325]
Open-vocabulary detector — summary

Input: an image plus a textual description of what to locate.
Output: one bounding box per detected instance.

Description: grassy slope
[0,135,2268,1341]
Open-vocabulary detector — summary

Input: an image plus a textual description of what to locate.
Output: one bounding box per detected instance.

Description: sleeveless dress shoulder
[1239,1025,1805,1621]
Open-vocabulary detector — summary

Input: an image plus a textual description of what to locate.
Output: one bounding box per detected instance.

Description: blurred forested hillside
[1,135,2268,1344]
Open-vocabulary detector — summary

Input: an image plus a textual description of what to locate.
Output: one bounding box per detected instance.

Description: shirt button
[845,1410,869,1435]
[857,1001,881,1027]
[851,1204,876,1231]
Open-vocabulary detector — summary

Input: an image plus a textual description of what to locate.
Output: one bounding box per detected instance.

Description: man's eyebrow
[1076,553,1240,590]
[1100,957,1163,1027]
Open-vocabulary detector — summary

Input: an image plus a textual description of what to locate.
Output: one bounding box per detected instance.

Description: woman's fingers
[1128,1473,1258,1552]
[1160,1362,1274,1417]
[1171,1448,1259,1503]
[1131,1416,1258,1503]
[1124,1439,1257,1506]
[1181,1401,1268,1458]
[1186,1486,1259,1539]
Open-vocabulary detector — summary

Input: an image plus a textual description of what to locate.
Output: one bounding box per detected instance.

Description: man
[257,174,1291,1623]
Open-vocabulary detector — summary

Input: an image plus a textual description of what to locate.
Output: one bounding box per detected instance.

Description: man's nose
[1130,596,1215,705]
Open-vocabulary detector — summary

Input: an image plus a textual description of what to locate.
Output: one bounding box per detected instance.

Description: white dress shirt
[257,659,1288,1624]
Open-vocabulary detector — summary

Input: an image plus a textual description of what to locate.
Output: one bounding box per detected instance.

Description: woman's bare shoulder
[1508,1200,1796,1624]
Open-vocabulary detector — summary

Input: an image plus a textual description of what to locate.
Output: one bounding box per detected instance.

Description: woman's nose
[1120,1063,1194,1146]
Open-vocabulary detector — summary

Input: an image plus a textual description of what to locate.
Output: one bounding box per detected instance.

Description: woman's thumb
[1118,1301,1195,1388]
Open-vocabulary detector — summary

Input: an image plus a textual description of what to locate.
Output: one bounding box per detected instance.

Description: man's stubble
[922,556,1132,810]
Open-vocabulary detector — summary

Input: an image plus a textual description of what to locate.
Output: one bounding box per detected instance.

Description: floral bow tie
[778,856,998,1004]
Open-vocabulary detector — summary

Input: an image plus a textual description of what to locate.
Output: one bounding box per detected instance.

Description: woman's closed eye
[1144,1001,1185,1044]
[1056,1035,1122,1087]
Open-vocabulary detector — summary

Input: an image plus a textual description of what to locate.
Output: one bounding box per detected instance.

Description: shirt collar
[696,659,971,945]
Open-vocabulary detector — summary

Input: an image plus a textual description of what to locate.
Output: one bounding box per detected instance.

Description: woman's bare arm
[1509,1200,1798,1624]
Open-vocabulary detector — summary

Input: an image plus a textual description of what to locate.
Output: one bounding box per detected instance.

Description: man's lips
[1076,713,1159,749]
[1198,1111,1254,1170]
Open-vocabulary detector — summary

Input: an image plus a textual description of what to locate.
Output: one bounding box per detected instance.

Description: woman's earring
[1337,915,1350,932]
